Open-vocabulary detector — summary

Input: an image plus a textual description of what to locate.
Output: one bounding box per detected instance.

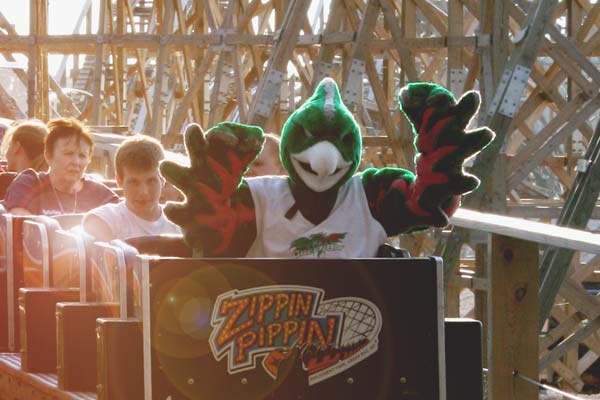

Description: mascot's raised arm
[160,78,494,258]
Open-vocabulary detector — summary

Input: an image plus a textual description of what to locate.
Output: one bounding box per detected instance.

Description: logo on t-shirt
[290,232,347,257]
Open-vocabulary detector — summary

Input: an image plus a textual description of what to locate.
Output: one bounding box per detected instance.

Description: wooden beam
[378,0,418,81]
[441,0,562,286]
[208,0,236,127]
[149,0,175,137]
[539,118,600,325]
[91,0,107,124]
[474,243,488,363]
[507,93,589,184]
[166,50,216,135]
[311,0,345,88]
[540,314,600,369]
[113,0,126,125]
[125,0,152,122]
[447,0,464,94]
[488,234,538,400]
[245,1,311,127]
[450,208,600,254]
[28,0,49,120]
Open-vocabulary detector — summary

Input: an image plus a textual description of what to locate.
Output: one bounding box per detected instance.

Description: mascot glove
[398,82,494,159]
[159,122,263,255]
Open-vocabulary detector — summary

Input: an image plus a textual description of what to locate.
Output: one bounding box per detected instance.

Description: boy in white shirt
[83,135,181,241]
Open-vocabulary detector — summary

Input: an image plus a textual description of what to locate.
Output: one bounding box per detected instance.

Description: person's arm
[4,169,39,215]
[82,213,114,242]
[8,207,32,216]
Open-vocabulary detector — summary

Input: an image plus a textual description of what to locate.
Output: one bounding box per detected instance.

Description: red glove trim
[418,114,455,154]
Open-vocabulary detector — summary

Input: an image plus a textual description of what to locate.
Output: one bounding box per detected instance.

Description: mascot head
[280,78,362,193]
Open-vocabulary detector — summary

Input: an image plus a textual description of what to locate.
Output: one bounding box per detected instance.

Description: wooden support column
[232,46,247,121]
[441,0,559,285]
[167,51,216,135]
[491,0,509,85]
[447,0,464,95]
[566,0,583,184]
[341,0,376,110]
[208,0,235,127]
[401,0,416,86]
[124,0,152,122]
[488,234,538,400]
[91,0,107,124]
[378,0,418,169]
[246,0,311,127]
[149,0,175,137]
[114,0,126,125]
[311,0,344,88]
[39,0,49,121]
[195,1,208,127]
[379,0,418,81]
[173,0,200,122]
[474,243,488,364]
[396,0,418,170]
[28,0,49,120]
[342,0,412,167]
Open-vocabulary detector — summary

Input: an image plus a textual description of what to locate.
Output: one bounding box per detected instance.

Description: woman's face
[5,140,22,171]
[46,136,91,184]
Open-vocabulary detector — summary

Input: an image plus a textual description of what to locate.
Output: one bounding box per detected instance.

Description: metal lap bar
[22,220,50,288]
[0,213,7,350]
[51,229,85,291]
[141,256,151,400]
[91,242,128,318]
[4,215,33,352]
[5,215,14,351]
[124,248,144,319]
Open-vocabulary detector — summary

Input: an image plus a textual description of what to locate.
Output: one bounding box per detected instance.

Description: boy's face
[246,140,285,177]
[118,166,164,216]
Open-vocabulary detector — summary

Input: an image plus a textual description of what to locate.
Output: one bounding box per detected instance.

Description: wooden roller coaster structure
[2,0,600,397]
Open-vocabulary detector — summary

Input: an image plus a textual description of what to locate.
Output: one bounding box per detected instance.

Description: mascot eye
[303,128,314,138]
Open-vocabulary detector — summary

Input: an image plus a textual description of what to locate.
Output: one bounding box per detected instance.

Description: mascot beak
[291,141,351,192]
[305,141,341,176]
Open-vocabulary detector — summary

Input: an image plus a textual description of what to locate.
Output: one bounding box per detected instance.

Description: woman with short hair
[4,117,118,216]
[1,119,48,172]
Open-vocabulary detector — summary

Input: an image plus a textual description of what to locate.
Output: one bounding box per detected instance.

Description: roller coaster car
[131,255,482,400]
[18,215,85,372]
[106,256,446,400]
[84,235,482,400]
[10,228,482,400]
[0,213,84,353]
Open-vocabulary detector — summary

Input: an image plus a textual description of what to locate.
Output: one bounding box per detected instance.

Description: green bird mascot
[160,78,494,258]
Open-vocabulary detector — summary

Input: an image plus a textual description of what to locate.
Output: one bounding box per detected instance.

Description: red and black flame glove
[160,122,263,256]
[363,83,494,234]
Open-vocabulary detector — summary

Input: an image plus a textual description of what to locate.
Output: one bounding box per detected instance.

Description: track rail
[0,353,95,400]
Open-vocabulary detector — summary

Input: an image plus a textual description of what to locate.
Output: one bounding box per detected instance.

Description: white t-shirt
[246,175,387,258]
[86,201,181,240]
